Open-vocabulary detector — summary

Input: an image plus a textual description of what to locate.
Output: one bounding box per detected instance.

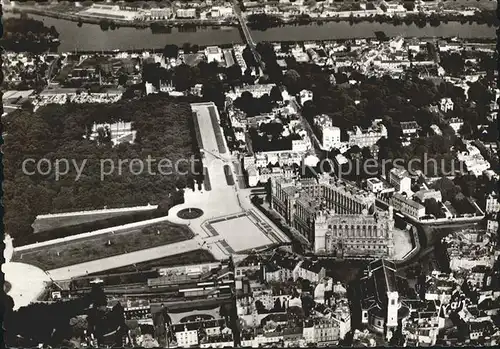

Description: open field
[12,221,194,270]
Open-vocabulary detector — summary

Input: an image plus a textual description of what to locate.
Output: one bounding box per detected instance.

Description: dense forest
[1,15,60,53]
[3,93,202,241]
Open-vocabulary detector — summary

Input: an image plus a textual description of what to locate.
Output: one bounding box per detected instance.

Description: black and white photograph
[1,0,499,347]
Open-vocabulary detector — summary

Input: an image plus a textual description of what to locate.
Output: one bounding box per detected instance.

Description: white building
[211,6,233,18]
[389,168,412,195]
[367,177,384,193]
[449,117,464,134]
[414,189,442,203]
[440,98,454,113]
[150,7,172,19]
[174,325,198,347]
[79,4,143,21]
[347,120,387,148]
[299,89,313,106]
[176,8,197,18]
[430,124,442,135]
[457,143,490,177]
[231,84,275,99]
[293,260,326,283]
[172,319,229,348]
[487,219,498,234]
[205,46,224,64]
[390,193,426,219]
[314,114,341,151]
[485,192,499,214]
[89,121,136,146]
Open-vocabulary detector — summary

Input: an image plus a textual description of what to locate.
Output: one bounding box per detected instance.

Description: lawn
[193,111,204,149]
[32,209,156,234]
[87,249,216,275]
[223,165,235,186]
[208,105,227,154]
[12,221,195,270]
[203,167,212,191]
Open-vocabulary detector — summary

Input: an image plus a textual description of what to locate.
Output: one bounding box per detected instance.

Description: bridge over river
[232,0,265,76]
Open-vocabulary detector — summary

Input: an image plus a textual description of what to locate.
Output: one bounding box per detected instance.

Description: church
[359,259,411,340]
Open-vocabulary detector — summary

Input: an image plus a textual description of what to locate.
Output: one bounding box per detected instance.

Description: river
[5,12,496,52]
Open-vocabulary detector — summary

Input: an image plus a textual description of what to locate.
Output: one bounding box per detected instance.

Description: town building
[88,121,136,146]
[222,49,235,67]
[211,6,234,18]
[390,193,425,219]
[445,228,496,271]
[302,318,340,345]
[389,167,412,194]
[449,117,464,134]
[440,98,454,113]
[414,189,443,203]
[150,7,172,19]
[485,192,499,214]
[231,84,275,99]
[298,89,313,106]
[486,218,498,234]
[79,4,144,21]
[176,8,197,18]
[263,252,300,283]
[457,143,491,177]
[314,114,341,151]
[205,46,224,64]
[403,306,441,346]
[347,120,387,148]
[171,318,231,348]
[400,121,420,146]
[366,177,384,193]
[293,260,326,283]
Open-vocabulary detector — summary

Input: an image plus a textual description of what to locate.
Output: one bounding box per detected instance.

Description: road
[46,56,60,84]
[290,97,322,152]
[232,0,264,75]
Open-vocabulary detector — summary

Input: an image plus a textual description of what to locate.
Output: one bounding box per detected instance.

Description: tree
[182,42,192,53]
[374,31,388,41]
[163,44,179,59]
[255,300,266,314]
[118,74,128,86]
[172,63,195,91]
[272,298,283,312]
[283,69,301,95]
[434,177,462,202]
[269,85,283,103]
[99,19,110,31]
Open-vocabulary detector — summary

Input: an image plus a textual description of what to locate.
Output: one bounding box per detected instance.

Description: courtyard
[392,228,414,261]
[205,213,275,252]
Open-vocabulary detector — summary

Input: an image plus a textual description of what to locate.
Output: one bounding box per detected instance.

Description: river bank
[4,6,239,29]
[6,5,499,30]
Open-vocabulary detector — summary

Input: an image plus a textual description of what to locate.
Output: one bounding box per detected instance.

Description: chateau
[271,174,396,258]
